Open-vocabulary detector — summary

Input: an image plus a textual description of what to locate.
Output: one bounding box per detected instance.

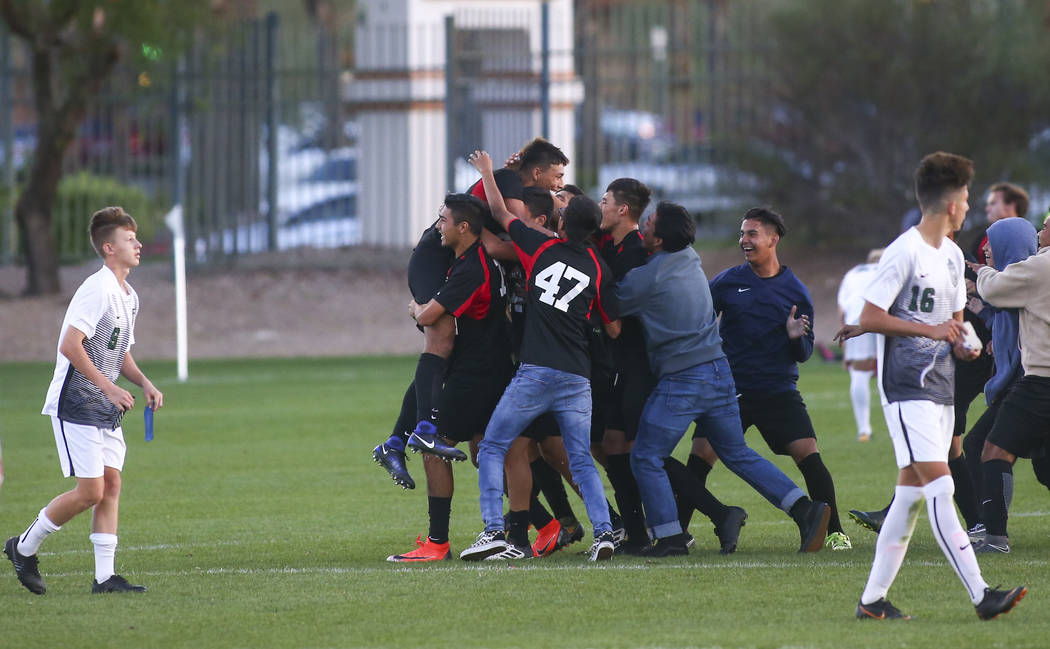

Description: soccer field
[0,357,1045,648]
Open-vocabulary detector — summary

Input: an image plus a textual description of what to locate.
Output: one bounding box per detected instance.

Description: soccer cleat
[825,531,853,551]
[555,521,585,551]
[483,543,534,561]
[795,500,831,553]
[459,530,507,561]
[975,585,1027,620]
[615,541,652,556]
[857,432,871,442]
[407,421,467,462]
[532,519,562,557]
[967,523,987,543]
[610,524,627,549]
[373,442,415,489]
[848,508,886,534]
[387,535,451,562]
[973,534,1010,554]
[589,530,616,561]
[91,574,147,593]
[4,536,45,595]
[856,598,912,620]
[714,506,748,555]
[643,533,690,557]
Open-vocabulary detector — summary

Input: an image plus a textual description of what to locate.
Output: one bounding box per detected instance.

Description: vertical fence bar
[265,12,279,251]
[444,14,456,193]
[0,26,13,263]
[540,1,550,139]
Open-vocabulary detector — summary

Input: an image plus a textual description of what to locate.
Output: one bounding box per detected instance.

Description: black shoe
[972,534,1010,554]
[793,499,830,553]
[714,506,748,555]
[856,598,912,620]
[373,442,415,489]
[848,508,886,534]
[406,422,467,462]
[645,533,690,558]
[4,536,45,595]
[91,574,147,594]
[615,541,652,556]
[975,585,1027,620]
[555,520,585,551]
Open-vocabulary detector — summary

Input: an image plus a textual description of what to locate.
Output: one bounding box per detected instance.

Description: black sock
[948,455,979,529]
[386,383,417,450]
[1033,454,1050,492]
[529,494,554,529]
[532,458,575,521]
[427,496,452,545]
[606,454,648,545]
[788,496,812,522]
[963,434,985,507]
[687,453,713,487]
[981,459,1013,537]
[608,500,622,528]
[664,456,728,523]
[797,452,842,534]
[507,509,530,547]
[414,353,446,425]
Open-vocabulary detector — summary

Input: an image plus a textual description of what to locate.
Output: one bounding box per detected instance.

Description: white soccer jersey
[863,227,966,406]
[837,263,879,325]
[42,266,138,428]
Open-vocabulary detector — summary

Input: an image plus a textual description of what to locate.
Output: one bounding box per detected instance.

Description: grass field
[0,356,1046,648]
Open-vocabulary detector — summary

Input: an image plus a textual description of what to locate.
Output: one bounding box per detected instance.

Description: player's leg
[843,335,876,441]
[407,314,465,461]
[947,435,979,531]
[88,426,142,594]
[663,456,746,554]
[373,382,417,489]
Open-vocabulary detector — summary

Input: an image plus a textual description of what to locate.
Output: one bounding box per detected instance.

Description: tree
[0,1,220,295]
[738,0,1050,245]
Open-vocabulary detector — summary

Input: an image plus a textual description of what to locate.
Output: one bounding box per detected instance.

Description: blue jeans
[478,363,612,536]
[631,357,804,539]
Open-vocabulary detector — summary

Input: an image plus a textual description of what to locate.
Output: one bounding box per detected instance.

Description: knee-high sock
[428,496,452,545]
[17,507,61,556]
[797,453,842,534]
[414,353,446,425]
[89,533,117,583]
[981,459,1014,537]
[606,453,647,545]
[385,383,417,450]
[664,456,728,523]
[531,458,575,522]
[860,485,922,604]
[948,455,979,530]
[925,475,988,604]
[962,432,985,509]
[848,369,873,436]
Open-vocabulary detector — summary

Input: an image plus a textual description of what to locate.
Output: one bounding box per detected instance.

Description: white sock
[89,533,118,584]
[849,369,873,437]
[18,507,61,556]
[924,475,988,604]
[860,485,922,604]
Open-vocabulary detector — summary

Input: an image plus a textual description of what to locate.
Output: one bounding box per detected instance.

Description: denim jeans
[478,363,612,536]
[631,357,804,539]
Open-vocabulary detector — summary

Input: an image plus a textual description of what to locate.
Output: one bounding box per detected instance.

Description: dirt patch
[0,245,863,363]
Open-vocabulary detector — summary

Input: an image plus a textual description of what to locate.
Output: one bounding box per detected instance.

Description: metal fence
[0,2,772,268]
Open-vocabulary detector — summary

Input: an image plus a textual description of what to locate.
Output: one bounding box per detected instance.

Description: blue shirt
[616,247,724,378]
[709,263,813,394]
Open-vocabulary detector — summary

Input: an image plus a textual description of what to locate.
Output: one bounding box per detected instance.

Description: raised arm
[468,150,515,230]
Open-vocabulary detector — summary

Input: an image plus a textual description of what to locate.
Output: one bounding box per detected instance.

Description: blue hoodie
[983,217,1038,405]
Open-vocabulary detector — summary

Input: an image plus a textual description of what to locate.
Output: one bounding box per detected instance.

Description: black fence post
[265,11,280,252]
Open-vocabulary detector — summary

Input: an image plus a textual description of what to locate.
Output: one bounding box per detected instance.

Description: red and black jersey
[599,230,651,375]
[469,168,525,235]
[508,219,618,379]
[433,240,511,376]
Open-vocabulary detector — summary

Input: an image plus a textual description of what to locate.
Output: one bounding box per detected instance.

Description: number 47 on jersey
[534,261,590,313]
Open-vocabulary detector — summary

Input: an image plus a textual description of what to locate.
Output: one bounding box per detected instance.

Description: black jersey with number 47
[508,219,618,379]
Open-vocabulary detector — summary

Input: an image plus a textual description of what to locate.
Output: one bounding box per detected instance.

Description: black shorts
[438,370,510,443]
[954,353,993,436]
[521,412,561,441]
[590,363,613,444]
[605,367,657,441]
[407,227,454,304]
[986,376,1050,459]
[693,390,815,456]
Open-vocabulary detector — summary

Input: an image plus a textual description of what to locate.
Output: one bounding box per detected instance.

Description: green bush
[51,171,158,261]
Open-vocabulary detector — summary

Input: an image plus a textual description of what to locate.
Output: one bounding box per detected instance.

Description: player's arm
[409,299,448,327]
[121,351,164,409]
[59,326,135,412]
[855,301,964,343]
[468,151,516,231]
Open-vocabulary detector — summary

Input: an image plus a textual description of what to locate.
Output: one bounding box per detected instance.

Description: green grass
[0,357,1046,648]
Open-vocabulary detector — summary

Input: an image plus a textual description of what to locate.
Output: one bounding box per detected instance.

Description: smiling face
[436,205,461,249]
[739,218,777,266]
[598,191,627,232]
[530,164,565,192]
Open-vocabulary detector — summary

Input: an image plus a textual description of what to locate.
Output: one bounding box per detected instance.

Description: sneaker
[848,508,886,534]
[610,524,627,549]
[967,523,987,543]
[975,585,1027,620]
[532,519,562,557]
[91,574,147,593]
[4,536,45,595]
[373,442,415,489]
[825,531,852,551]
[555,521,585,551]
[714,506,747,555]
[644,533,690,557]
[406,421,467,462]
[484,543,534,561]
[589,531,615,561]
[387,535,451,562]
[856,598,912,620]
[794,500,830,553]
[459,530,507,561]
[857,432,871,442]
[973,534,1010,554]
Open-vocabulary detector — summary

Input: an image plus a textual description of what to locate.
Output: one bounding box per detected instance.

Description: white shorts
[844,332,877,361]
[51,417,126,479]
[882,401,954,468]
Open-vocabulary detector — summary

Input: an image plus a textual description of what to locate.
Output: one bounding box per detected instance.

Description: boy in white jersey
[836,152,1026,621]
[4,206,164,595]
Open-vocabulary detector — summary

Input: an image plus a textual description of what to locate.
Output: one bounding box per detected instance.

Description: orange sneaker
[387,535,451,562]
[532,519,562,557]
